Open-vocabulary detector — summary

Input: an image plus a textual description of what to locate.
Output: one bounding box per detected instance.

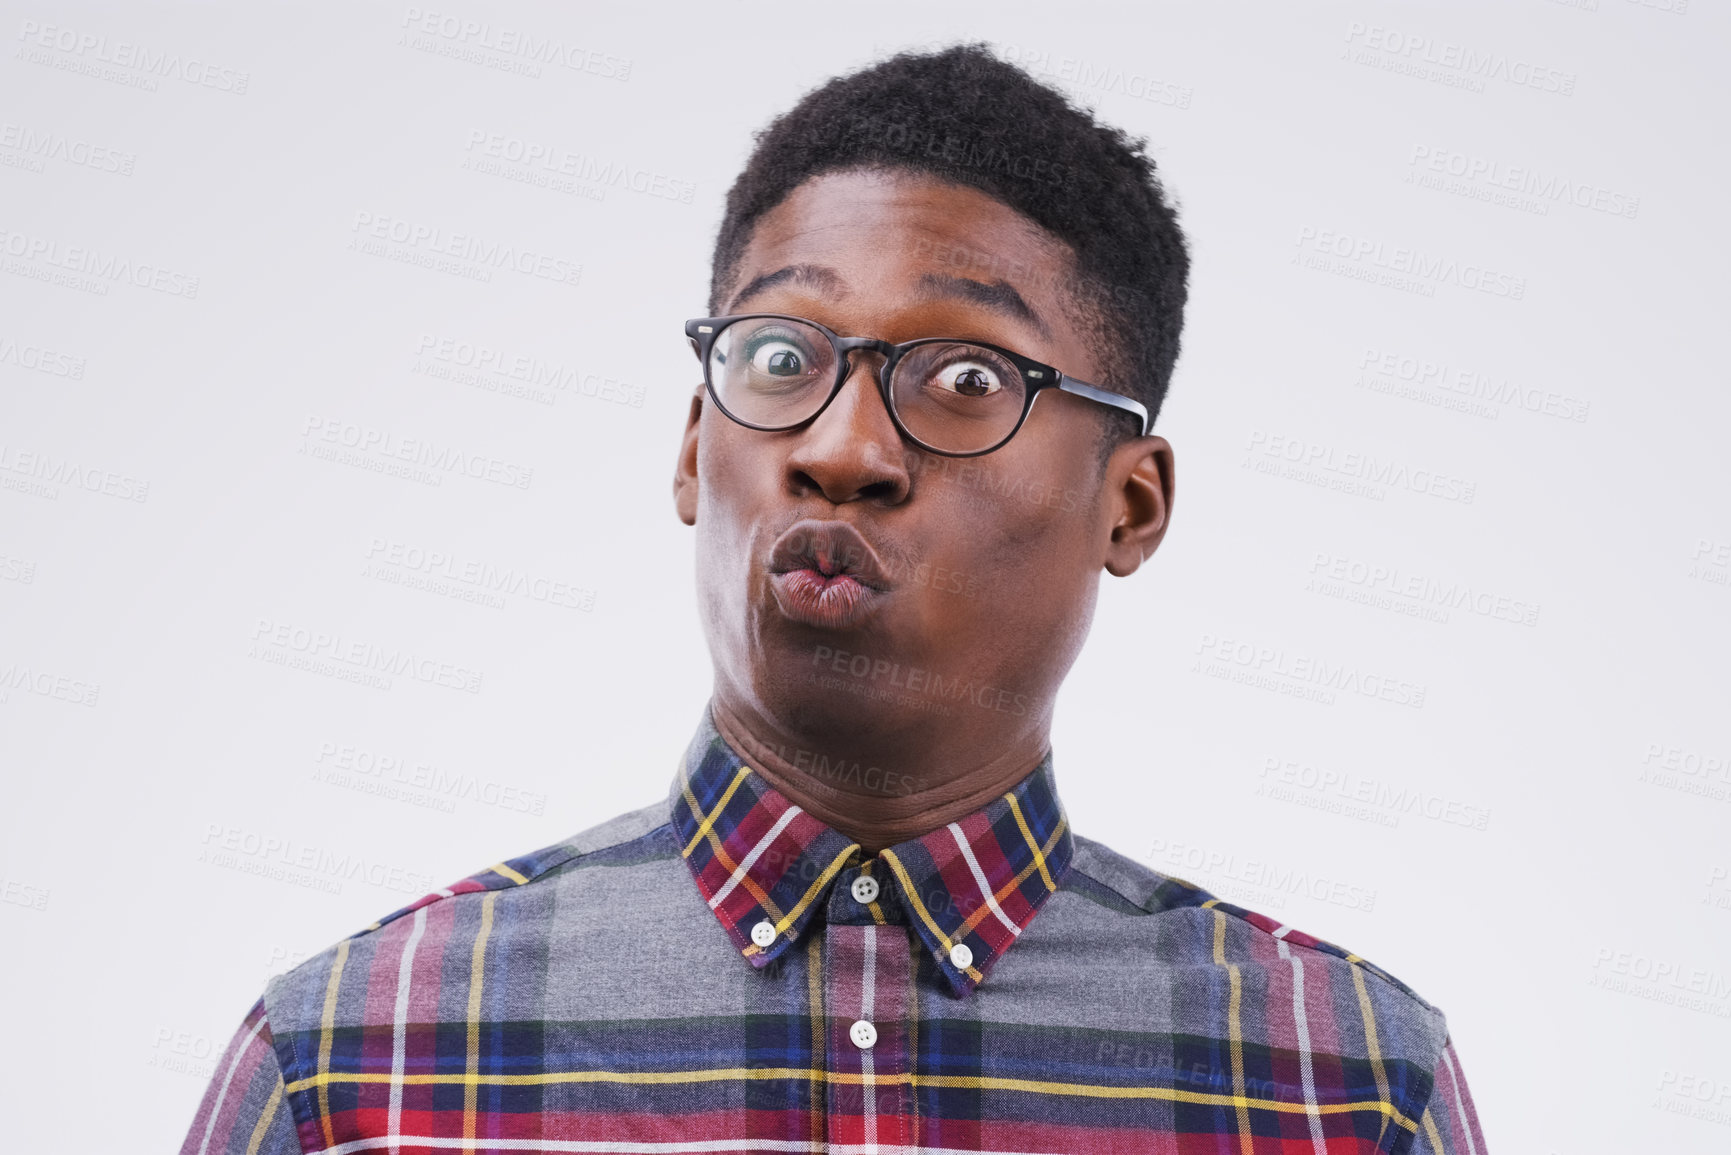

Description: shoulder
[1054,832,1464,1139]
[1061,830,1447,1027]
[259,793,675,1029]
[357,791,677,933]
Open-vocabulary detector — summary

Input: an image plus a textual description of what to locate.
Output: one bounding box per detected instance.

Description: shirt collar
[668,702,1073,999]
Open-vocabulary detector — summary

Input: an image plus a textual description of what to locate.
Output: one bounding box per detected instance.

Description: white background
[2,1,1727,1151]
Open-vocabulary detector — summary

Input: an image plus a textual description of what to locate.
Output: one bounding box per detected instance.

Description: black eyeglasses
[684,313,1149,459]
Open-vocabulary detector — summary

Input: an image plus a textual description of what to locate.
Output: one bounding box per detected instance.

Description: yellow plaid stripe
[745,842,857,957]
[1350,961,1394,1148]
[1213,911,1255,1155]
[679,765,752,858]
[1005,792,1059,892]
[805,933,825,1146]
[878,847,984,983]
[952,813,1068,945]
[314,939,350,1151]
[488,862,529,885]
[1423,1106,1447,1151]
[282,1065,1416,1131]
[881,786,1067,980]
[679,765,789,926]
[463,892,498,1140]
[243,1080,284,1155]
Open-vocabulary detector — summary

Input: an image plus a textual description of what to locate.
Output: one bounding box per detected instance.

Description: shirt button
[949,942,974,969]
[849,1019,877,1049]
[850,875,880,904]
[750,920,777,947]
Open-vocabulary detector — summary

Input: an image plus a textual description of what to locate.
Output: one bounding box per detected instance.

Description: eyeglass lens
[706,316,1028,455]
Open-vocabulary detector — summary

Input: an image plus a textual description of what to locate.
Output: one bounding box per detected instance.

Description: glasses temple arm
[1056,376,1150,437]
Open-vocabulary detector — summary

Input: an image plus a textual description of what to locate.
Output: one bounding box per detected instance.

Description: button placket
[823,921,912,1148]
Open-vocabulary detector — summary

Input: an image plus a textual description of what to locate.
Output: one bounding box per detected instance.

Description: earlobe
[1102,436,1174,578]
[672,384,704,526]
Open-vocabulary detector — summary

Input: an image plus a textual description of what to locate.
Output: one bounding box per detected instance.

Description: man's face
[674,167,1167,742]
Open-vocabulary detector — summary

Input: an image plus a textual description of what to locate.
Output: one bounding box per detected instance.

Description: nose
[782,351,911,506]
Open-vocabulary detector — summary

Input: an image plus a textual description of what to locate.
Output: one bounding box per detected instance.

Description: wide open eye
[709,320,834,426]
[750,339,807,377]
[932,359,1005,397]
[713,319,829,394]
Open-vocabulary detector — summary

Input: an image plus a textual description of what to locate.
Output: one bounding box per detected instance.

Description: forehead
[730,168,1081,323]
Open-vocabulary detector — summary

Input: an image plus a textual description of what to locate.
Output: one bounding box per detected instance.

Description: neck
[708,694,1051,854]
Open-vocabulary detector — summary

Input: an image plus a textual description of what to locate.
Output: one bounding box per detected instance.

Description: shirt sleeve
[177,996,303,1155]
[1406,1035,1489,1154]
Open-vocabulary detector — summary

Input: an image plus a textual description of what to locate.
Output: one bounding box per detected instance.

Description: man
[182,44,1487,1154]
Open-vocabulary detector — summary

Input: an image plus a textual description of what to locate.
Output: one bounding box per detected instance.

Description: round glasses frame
[684,313,1150,460]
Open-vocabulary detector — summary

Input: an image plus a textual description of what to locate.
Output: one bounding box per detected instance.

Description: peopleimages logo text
[350,211,581,287]
[1343,22,1576,95]
[399,9,631,80]
[250,618,484,694]
[0,227,200,297]
[301,416,533,489]
[1244,430,1477,504]
[15,20,251,93]
[1295,227,1525,300]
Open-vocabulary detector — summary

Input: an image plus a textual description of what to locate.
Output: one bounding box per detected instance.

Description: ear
[1102,435,1174,578]
[672,383,704,526]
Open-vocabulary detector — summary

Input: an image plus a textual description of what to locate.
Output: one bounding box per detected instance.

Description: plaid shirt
[181,705,1487,1154]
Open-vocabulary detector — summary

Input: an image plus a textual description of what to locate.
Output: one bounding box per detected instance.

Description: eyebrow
[913,273,1050,338]
[727,264,1050,339]
[728,264,847,312]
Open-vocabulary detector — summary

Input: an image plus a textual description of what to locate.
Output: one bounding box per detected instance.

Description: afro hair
[708,42,1191,459]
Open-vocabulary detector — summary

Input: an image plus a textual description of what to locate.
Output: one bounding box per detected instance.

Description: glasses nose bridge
[833,335,899,390]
